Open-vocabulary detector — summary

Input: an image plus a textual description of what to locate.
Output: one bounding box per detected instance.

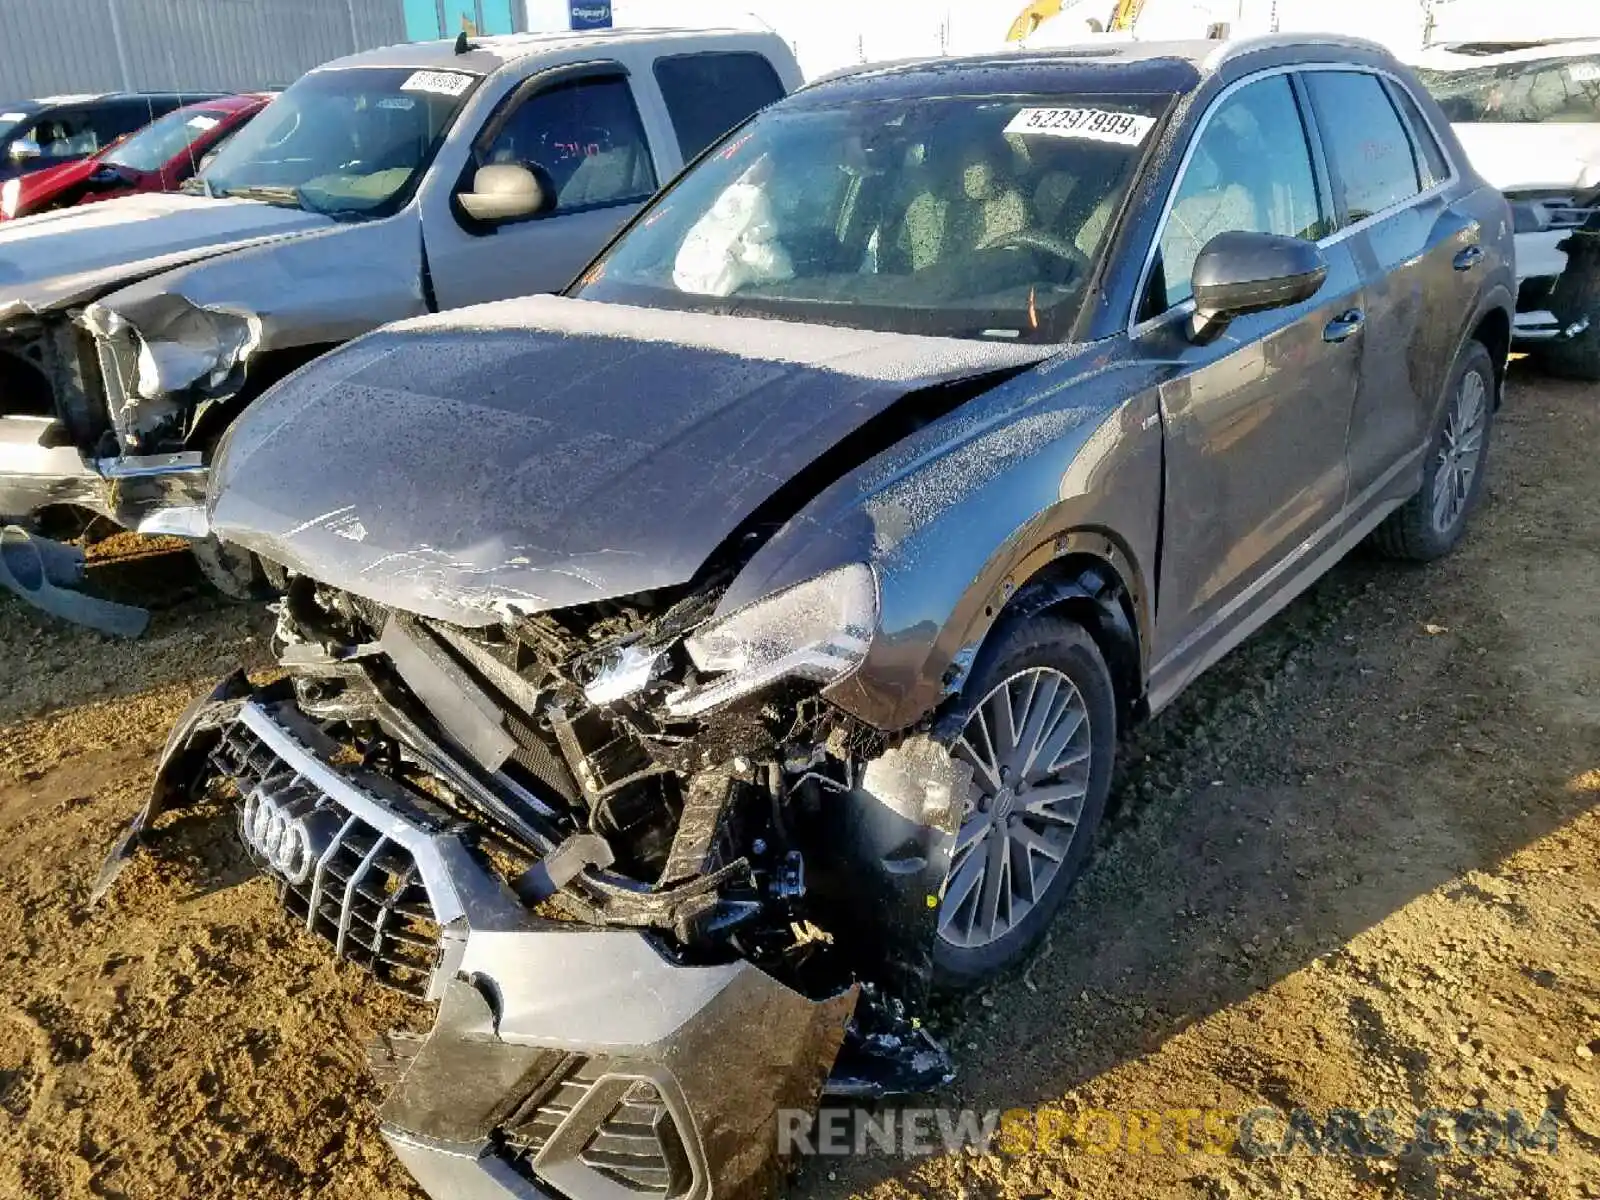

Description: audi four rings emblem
[240,785,334,885]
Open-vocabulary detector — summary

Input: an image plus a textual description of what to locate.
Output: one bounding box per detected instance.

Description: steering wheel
[978,228,1089,278]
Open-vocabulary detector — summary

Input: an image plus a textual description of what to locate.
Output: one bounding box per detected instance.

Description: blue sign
[569,1,612,29]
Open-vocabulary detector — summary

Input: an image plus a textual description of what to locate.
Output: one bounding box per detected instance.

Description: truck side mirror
[458,163,546,224]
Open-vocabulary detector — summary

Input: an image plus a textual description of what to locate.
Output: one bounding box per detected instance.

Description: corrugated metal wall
[0,0,408,98]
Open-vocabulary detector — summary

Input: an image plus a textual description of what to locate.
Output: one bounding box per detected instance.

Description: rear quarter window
[1389,82,1452,189]
[653,52,786,161]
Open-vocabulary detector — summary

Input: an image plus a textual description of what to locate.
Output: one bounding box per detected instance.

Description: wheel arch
[1470,303,1512,407]
[936,530,1151,738]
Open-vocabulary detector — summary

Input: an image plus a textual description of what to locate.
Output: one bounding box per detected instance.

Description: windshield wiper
[219,184,304,210]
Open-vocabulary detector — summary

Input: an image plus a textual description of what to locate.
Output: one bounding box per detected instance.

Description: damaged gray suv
[98,34,1513,1200]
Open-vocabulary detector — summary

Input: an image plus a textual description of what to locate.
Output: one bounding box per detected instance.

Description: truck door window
[1304,71,1423,226]
[1153,73,1326,311]
[653,52,786,161]
[479,76,656,212]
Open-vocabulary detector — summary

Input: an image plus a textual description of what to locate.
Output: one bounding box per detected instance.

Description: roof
[799,33,1400,104]
[1413,38,1600,68]
[319,26,780,77]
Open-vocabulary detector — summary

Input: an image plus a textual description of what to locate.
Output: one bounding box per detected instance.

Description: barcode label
[1004,106,1156,146]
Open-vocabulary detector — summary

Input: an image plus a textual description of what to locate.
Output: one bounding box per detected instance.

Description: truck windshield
[1419,54,1600,124]
[572,92,1170,342]
[105,105,235,173]
[192,66,480,215]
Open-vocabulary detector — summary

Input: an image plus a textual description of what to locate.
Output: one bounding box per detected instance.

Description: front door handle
[1323,309,1365,343]
[1453,244,1485,271]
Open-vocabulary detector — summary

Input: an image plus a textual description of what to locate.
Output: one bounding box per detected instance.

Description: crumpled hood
[209,295,1049,625]
[1452,122,1600,193]
[0,191,337,320]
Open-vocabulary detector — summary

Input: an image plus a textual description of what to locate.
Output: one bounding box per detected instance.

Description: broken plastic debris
[0,526,150,637]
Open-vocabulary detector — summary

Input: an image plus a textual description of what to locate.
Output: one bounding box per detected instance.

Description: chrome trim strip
[337,834,389,959]
[307,813,360,934]
[238,701,470,927]
[1127,61,1462,337]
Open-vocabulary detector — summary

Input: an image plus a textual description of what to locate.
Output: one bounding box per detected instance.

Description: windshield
[573,93,1169,342]
[193,66,480,215]
[1419,54,1600,124]
[105,105,235,172]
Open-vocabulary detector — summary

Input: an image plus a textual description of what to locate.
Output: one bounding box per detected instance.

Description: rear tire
[932,615,1115,989]
[1372,339,1495,563]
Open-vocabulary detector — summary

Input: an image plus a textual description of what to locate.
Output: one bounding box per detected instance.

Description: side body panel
[1140,235,1364,691]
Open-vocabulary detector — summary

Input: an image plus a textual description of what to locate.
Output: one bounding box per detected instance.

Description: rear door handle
[1323,309,1365,343]
[1453,244,1485,271]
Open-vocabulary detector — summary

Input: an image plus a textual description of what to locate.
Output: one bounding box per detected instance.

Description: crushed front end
[100,567,971,1199]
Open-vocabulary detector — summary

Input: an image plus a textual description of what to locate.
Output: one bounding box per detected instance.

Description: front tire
[932,615,1116,989]
[1372,339,1495,563]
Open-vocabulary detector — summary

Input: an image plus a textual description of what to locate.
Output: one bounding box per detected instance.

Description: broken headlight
[667,563,877,718]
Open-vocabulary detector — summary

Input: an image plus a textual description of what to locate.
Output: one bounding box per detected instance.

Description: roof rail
[1205,32,1393,70]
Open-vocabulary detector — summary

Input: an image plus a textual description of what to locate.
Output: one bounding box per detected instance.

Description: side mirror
[1189,230,1327,343]
[457,163,545,224]
[8,140,40,163]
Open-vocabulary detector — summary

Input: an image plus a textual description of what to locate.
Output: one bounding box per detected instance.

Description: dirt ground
[0,364,1595,1200]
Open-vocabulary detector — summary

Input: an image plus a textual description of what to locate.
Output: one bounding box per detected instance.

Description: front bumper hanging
[96,686,858,1200]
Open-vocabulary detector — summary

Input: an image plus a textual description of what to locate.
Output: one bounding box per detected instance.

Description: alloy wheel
[1430,368,1488,536]
[939,666,1093,949]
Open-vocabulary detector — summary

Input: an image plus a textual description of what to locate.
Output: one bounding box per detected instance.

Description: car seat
[897,143,1029,272]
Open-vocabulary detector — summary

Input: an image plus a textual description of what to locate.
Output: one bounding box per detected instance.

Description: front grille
[503,1057,694,1197]
[214,721,444,998]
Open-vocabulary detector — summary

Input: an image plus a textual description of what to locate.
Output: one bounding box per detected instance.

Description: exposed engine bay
[260,565,967,1011]
[96,553,973,1198]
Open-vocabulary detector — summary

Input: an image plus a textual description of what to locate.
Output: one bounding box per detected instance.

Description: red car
[0,94,271,221]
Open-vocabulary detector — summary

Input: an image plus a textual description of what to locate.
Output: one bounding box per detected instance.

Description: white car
[1415,40,1600,378]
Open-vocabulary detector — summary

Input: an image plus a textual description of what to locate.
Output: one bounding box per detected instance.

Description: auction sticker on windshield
[1004,107,1156,145]
[400,70,475,97]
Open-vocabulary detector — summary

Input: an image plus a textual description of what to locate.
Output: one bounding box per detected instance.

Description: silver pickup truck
[0,27,800,595]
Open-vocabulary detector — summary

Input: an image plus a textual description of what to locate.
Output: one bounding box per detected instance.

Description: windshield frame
[191,64,486,220]
[568,89,1175,345]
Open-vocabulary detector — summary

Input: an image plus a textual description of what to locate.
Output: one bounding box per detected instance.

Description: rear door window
[478,75,657,212]
[1304,71,1423,225]
[653,52,786,161]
